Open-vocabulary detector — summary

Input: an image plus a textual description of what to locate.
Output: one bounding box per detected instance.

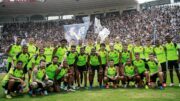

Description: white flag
[94,17,103,34]
[98,28,110,43]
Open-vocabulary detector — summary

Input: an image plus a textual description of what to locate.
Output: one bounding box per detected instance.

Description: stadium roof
[0,0,138,15]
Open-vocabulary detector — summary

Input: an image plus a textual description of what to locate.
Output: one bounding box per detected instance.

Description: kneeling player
[123,59,140,88]
[29,60,53,96]
[147,54,164,89]
[104,60,119,88]
[55,60,70,91]
[2,61,26,99]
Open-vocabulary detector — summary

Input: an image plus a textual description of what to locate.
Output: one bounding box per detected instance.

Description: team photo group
[1,34,180,99]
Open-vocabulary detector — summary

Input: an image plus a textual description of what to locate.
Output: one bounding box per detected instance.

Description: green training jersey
[165,42,178,61]
[46,63,58,80]
[76,54,88,66]
[7,44,22,62]
[114,43,123,52]
[133,59,146,74]
[121,51,131,64]
[153,46,166,63]
[55,47,67,62]
[124,65,135,76]
[67,51,78,65]
[56,68,68,80]
[147,60,159,75]
[144,46,153,60]
[44,47,54,63]
[28,44,37,58]
[98,50,107,65]
[107,67,117,77]
[108,50,119,65]
[89,54,100,66]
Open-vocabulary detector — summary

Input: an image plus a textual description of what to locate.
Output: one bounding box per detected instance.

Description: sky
[137,0,157,4]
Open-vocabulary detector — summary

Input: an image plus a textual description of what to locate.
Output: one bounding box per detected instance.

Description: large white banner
[64,22,90,44]
[94,17,103,34]
[98,28,110,43]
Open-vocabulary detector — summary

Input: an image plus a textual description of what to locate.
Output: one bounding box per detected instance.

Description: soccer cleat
[44,90,48,95]
[6,94,12,99]
[179,84,180,87]
[162,83,167,87]
[145,85,149,89]
[4,90,8,95]
[159,86,163,90]
[106,85,109,89]
[135,84,138,88]
[68,89,76,92]
[123,84,127,88]
[64,86,68,91]
[89,85,93,89]
[169,83,174,87]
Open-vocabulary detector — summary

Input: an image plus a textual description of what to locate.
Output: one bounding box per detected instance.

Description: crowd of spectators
[0,5,180,50]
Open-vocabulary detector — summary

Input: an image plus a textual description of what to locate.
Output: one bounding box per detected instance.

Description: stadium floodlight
[137,0,157,4]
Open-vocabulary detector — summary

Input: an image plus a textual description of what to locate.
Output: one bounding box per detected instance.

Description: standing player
[75,47,88,88]
[53,39,68,63]
[14,45,30,74]
[144,39,153,60]
[147,53,164,89]
[104,60,119,88]
[77,40,83,53]
[44,42,54,63]
[164,35,180,86]
[133,53,150,89]
[120,44,132,65]
[66,45,78,90]
[85,39,94,55]
[88,48,103,89]
[133,39,144,60]
[153,40,167,86]
[27,38,38,58]
[114,36,123,53]
[6,37,22,71]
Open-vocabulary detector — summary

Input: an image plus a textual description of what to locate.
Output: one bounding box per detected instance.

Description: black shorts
[3,82,21,91]
[150,73,158,82]
[107,77,117,83]
[101,64,107,71]
[77,65,87,72]
[139,71,146,80]
[168,60,179,70]
[90,65,100,71]
[160,62,167,72]
[125,75,135,81]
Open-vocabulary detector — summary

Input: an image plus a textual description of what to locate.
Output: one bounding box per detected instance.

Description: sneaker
[123,84,127,88]
[159,86,164,90]
[68,89,76,92]
[162,83,167,87]
[76,86,80,90]
[135,84,138,88]
[106,85,109,89]
[44,90,48,95]
[6,94,12,99]
[89,85,93,89]
[169,83,174,87]
[64,86,68,91]
[179,83,180,87]
[72,85,76,90]
[145,85,149,89]
[4,90,8,94]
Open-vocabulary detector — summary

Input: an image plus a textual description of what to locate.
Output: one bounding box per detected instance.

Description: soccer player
[77,40,83,53]
[104,60,119,88]
[75,47,88,88]
[123,59,140,88]
[55,60,72,91]
[6,37,22,71]
[108,44,120,68]
[164,35,180,86]
[44,42,54,63]
[29,60,53,96]
[46,56,59,92]
[14,45,30,73]
[88,48,103,89]
[133,39,144,60]
[2,61,26,99]
[114,36,123,53]
[98,43,108,72]
[66,45,78,90]
[133,53,150,89]
[147,53,164,89]
[85,38,94,54]
[153,40,167,86]
[144,39,153,60]
[53,39,68,63]
[27,37,38,58]
[120,44,132,65]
